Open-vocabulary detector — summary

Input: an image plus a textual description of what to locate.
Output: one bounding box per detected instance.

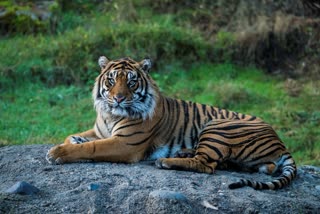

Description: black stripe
[232,111,240,119]
[168,137,176,157]
[201,104,207,116]
[259,142,285,154]
[212,123,265,131]
[281,153,294,162]
[240,139,276,161]
[95,122,103,137]
[218,108,225,119]
[198,143,224,159]
[200,128,271,140]
[96,76,103,98]
[272,181,280,189]
[115,131,145,137]
[199,137,230,147]
[162,98,176,138]
[191,127,198,148]
[179,128,186,149]
[196,151,218,163]
[127,137,150,146]
[250,147,283,162]
[193,103,201,128]
[101,63,114,72]
[199,136,269,148]
[261,183,269,189]
[249,116,257,121]
[225,109,230,118]
[207,112,213,121]
[181,100,189,147]
[114,120,143,133]
[211,107,217,118]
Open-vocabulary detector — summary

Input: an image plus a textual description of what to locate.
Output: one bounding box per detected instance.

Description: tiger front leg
[46,137,147,164]
[155,155,218,174]
[64,129,98,145]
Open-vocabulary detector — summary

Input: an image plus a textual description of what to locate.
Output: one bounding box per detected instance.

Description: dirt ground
[0,145,319,213]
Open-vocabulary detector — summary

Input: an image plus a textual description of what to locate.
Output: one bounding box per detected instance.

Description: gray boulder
[0,145,319,213]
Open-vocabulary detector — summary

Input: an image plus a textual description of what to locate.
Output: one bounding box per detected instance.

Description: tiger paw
[173,148,196,158]
[155,158,170,169]
[46,144,70,165]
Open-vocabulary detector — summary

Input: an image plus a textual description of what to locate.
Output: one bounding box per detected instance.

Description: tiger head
[93,56,159,120]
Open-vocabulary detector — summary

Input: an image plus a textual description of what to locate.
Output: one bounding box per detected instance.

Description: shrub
[0,1,59,35]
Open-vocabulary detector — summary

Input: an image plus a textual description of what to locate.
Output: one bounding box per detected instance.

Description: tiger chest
[94,115,115,138]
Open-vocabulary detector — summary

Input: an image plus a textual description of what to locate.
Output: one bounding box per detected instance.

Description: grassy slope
[0,3,319,166]
[0,84,94,145]
[1,64,319,165]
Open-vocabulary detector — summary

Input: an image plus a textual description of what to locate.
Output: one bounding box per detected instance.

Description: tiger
[46,56,297,190]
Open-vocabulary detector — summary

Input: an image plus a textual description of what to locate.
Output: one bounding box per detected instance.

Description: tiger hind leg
[156,132,231,173]
[155,155,218,174]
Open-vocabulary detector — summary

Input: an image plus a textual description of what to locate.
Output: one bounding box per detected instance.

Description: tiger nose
[114,94,125,103]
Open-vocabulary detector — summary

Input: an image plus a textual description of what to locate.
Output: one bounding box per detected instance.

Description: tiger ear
[98,56,109,70]
[139,58,152,73]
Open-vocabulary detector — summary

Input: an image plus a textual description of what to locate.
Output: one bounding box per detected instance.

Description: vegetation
[0,0,319,166]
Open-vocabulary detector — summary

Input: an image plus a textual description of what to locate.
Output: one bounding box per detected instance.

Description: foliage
[213,31,236,63]
[0,13,211,88]
[0,1,319,166]
[0,0,59,35]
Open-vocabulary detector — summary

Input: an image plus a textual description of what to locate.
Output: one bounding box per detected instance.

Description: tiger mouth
[109,101,131,108]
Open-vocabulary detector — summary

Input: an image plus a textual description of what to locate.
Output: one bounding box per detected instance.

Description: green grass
[0,84,94,145]
[1,64,319,166]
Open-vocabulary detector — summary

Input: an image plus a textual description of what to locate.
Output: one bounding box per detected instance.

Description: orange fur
[46,57,296,190]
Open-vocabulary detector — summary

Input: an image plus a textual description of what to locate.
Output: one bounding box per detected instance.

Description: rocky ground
[0,145,319,213]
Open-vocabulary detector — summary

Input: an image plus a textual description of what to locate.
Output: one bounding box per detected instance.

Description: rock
[87,183,100,191]
[5,181,39,195]
[201,200,219,210]
[0,145,320,213]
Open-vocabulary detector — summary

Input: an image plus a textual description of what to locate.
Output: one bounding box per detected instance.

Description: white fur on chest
[94,113,117,138]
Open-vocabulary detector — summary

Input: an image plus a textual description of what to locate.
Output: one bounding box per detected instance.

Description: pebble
[87,183,100,191]
[6,181,40,195]
[315,185,320,191]
[43,166,53,172]
[202,200,218,210]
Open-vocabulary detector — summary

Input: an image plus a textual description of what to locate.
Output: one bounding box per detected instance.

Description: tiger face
[93,56,158,120]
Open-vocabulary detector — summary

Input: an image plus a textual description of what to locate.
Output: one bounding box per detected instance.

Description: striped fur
[46,57,296,190]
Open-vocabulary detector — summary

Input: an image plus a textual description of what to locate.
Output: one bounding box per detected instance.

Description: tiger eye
[128,80,136,88]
